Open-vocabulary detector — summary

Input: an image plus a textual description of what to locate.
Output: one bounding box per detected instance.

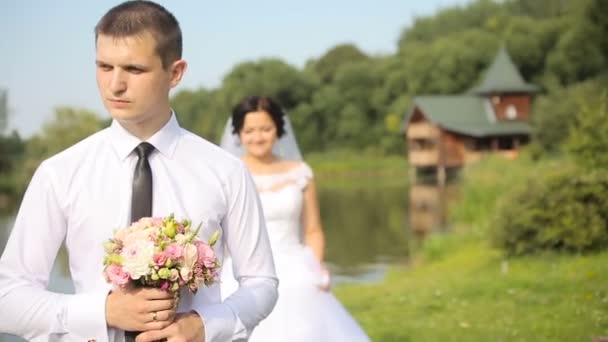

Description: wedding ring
[152,311,158,321]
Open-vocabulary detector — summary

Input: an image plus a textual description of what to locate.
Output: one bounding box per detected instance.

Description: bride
[219,96,370,342]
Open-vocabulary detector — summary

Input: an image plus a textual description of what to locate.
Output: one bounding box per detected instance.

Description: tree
[170,87,227,142]
[402,29,498,95]
[0,90,25,211]
[397,0,503,50]
[30,107,104,160]
[311,44,369,83]
[220,58,316,111]
[565,92,608,169]
[531,79,604,154]
[0,89,7,134]
[506,0,572,18]
[546,21,606,85]
[503,16,565,86]
[0,131,23,174]
[584,0,608,61]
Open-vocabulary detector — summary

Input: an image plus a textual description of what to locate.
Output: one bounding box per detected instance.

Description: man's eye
[126,67,143,74]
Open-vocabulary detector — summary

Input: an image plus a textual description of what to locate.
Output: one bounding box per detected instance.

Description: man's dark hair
[95,0,182,69]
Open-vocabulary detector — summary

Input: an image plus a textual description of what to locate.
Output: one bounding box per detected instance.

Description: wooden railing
[407,122,440,139]
[409,150,440,166]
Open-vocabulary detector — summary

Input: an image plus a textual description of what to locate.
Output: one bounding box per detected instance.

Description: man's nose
[109,70,127,94]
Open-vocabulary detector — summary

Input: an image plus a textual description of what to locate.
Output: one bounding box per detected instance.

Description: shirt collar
[108,112,182,161]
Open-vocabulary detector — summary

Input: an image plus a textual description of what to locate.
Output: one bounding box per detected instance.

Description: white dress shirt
[0,114,278,341]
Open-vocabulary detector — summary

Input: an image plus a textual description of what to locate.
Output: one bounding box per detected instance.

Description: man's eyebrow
[94,61,149,70]
[122,63,149,70]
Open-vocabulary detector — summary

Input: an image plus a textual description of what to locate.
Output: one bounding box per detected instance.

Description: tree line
[1,0,606,212]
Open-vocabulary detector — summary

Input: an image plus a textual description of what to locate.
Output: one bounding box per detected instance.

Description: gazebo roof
[468,46,538,94]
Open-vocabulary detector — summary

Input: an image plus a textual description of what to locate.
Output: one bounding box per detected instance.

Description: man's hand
[135,311,205,342]
[106,286,178,332]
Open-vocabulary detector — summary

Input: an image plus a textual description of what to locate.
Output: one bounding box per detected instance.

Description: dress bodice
[253,163,313,251]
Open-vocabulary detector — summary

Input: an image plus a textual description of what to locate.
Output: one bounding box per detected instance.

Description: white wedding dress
[221,163,370,342]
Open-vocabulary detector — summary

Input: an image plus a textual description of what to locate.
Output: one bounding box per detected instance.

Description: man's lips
[108,99,131,107]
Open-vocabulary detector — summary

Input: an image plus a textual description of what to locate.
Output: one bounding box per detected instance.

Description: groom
[0,1,278,341]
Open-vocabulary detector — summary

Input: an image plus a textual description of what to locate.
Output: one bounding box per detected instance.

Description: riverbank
[333,154,608,341]
[335,230,608,341]
[306,151,408,188]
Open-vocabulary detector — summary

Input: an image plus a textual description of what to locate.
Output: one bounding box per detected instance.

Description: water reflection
[318,185,411,283]
[408,183,459,242]
[0,181,459,340]
[0,183,458,287]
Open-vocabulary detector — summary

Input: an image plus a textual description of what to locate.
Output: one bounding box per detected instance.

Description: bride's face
[239,110,278,158]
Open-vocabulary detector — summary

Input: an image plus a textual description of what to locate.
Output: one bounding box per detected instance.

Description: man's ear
[169,59,187,88]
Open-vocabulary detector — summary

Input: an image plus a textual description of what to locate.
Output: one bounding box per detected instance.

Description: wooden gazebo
[402,46,538,184]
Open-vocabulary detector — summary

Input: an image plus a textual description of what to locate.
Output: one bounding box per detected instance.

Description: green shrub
[565,93,608,170]
[491,168,608,255]
[449,153,536,233]
[531,79,604,155]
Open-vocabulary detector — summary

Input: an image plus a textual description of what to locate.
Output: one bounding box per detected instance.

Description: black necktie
[131,142,155,223]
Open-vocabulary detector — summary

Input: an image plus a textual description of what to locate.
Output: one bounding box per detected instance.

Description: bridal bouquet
[102,214,221,294]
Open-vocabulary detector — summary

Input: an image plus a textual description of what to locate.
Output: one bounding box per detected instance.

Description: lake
[0,182,456,340]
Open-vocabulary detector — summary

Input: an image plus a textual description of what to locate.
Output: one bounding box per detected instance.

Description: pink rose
[160,280,170,291]
[195,241,216,268]
[165,243,183,259]
[153,252,168,266]
[105,264,130,286]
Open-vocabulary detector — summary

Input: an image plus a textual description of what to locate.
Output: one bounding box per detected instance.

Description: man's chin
[107,110,142,123]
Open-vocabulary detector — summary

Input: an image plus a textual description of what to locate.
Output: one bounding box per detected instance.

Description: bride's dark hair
[231,96,286,137]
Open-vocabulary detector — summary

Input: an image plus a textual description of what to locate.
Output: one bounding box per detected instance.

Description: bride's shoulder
[280,161,314,190]
[280,160,312,176]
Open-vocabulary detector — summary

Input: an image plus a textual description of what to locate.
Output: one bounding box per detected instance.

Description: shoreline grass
[335,235,608,341]
[305,152,408,188]
[330,153,608,341]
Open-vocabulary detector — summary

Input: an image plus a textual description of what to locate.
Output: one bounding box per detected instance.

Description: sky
[0,0,470,137]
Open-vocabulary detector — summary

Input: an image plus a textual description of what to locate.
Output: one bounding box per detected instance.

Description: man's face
[95,32,177,124]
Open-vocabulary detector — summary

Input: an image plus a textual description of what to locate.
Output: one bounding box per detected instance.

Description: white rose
[121,239,155,280]
[175,233,187,245]
[180,266,193,282]
[182,244,198,268]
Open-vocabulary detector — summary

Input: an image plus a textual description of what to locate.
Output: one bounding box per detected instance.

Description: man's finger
[146,298,177,313]
[135,325,172,342]
[144,308,176,323]
[139,288,175,300]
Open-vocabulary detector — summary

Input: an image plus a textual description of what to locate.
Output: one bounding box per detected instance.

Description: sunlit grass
[305,151,408,188]
[335,239,608,341]
[333,152,607,341]
[449,152,578,234]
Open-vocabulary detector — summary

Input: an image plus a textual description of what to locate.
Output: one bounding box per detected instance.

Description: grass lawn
[306,152,408,188]
[335,236,608,341]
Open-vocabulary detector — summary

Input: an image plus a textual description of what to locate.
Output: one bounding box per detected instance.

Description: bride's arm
[302,179,326,265]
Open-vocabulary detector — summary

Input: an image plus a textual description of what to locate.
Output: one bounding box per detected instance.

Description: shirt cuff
[196,303,247,342]
[65,289,110,341]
